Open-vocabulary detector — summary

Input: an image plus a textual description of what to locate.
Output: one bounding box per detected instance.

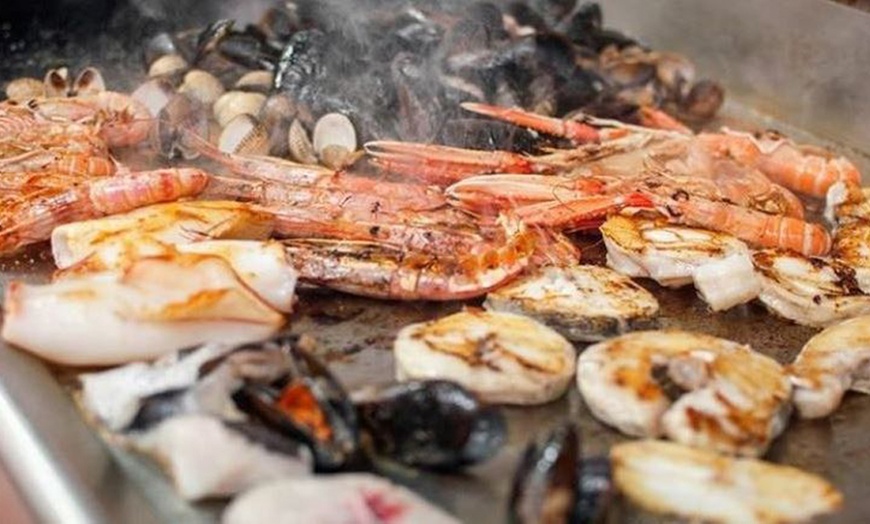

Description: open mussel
[233,334,361,472]
[353,380,506,471]
[510,423,612,524]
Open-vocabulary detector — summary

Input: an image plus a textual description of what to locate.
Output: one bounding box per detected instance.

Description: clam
[234,71,274,93]
[143,32,181,69]
[261,94,294,157]
[71,67,106,96]
[5,78,44,102]
[44,67,69,98]
[178,69,225,106]
[213,91,266,128]
[287,119,318,165]
[312,113,356,168]
[149,54,189,79]
[218,114,270,156]
[132,79,175,117]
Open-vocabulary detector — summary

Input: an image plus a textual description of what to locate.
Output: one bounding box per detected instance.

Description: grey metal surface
[1,1,870,523]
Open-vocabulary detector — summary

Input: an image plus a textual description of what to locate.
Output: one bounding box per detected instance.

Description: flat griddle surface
[1,2,870,523]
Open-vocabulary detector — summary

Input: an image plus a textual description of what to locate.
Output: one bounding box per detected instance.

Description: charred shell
[353,380,506,471]
[233,334,361,472]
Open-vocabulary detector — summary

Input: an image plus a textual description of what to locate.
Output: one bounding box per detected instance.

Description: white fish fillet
[483,265,659,342]
[577,331,791,456]
[222,473,460,524]
[80,343,235,431]
[134,415,311,501]
[612,440,843,524]
[2,254,284,366]
[753,249,870,328]
[788,315,870,418]
[394,310,576,405]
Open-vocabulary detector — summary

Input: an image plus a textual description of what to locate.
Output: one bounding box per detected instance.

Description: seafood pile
[0,0,869,522]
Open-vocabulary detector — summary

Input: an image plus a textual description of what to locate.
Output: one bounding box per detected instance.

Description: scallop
[178,70,225,106]
[234,71,274,93]
[149,54,188,79]
[218,114,270,156]
[394,310,576,405]
[312,112,357,162]
[44,67,69,98]
[5,77,44,102]
[213,91,266,129]
[287,119,318,164]
[71,67,106,96]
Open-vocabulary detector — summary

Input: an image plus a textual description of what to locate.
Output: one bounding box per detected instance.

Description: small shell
[312,113,357,157]
[132,79,175,117]
[149,54,189,78]
[319,144,352,170]
[287,119,318,165]
[219,114,270,156]
[213,91,266,128]
[234,71,275,93]
[178,70,225,106]
[72,67,106,96]
[5,78,44,102]
[44,67,69,98]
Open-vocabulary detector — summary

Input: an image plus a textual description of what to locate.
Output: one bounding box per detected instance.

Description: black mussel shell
[509,423,580,524]
[355,380,506,471]
[232,335,360,472]
[576,456,613,524]
[143,32,181,68]
[194,19,235,65]
[128,388,189,431]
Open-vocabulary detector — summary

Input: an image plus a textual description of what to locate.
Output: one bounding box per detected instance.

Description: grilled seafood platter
[0,0,868,522]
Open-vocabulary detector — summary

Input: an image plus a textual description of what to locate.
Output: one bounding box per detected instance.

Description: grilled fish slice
[788,315,870,418]
[577,330,791,456]
[483,265,659,342]
[753,249,870,327]
[601,215,751,288]
[612,440,843,524]
[833,219,870,290]
[393,310,576,405]
[222,473,460,524]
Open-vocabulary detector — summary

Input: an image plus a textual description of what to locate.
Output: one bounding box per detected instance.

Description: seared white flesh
[601,215,750,288]
[80,343,235,431]
[833,220,870,291]
[2,254,284,366]
[612,440,843,524]
[788,315,870,418]
[753,249,870,328]
[483,265,659,342]
[51,200,275,268]
[58,239,297,313]
[222,473,459,524]
[394,310,576,405]
[692,253,761,311]
[577,331,791,456]
[134,415,311,501]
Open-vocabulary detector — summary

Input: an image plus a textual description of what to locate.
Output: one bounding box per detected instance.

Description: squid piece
[612,440,843,524]
[2,254,285,366]
[788,315,870,419]
[577,331,791,456]
[483,265,659,342]
[394,310,576,405]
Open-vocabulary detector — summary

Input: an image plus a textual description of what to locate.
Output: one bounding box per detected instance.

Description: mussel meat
[233,334,361,472]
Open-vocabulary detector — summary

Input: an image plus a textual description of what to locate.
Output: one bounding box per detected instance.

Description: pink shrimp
[0,168,208,255]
